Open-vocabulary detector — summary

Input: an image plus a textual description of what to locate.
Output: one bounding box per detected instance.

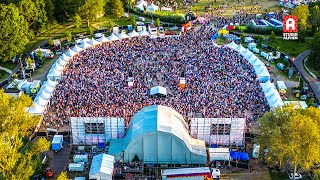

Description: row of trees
[0,90,50,179]
[0,0,125,62]
[258,105,320,179]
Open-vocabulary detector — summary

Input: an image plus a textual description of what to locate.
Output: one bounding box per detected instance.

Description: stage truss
[190,118,246,147]
[70,117,125,146]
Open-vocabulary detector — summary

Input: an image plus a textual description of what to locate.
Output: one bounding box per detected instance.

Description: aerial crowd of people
[42,16,269,130]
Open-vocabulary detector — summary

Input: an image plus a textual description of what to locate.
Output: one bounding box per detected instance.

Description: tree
[18,0,48,35]
[37,46,43,60]
[309,32,320,69]
[57,171,69,180]
[78,0,106,27]
[104,20,115,31]
[257,105,320,179]
[0,4,29,62]
[111,0,124,21]
[87,26,94,36]
[52,0,81,24]
[0,90,50,179]
[155,18,161,27]
[48,38,54,46]
[125,0,135,9]
[65,31,72,42]
[44,0,55,22]
[132,18,136,29]
[292,5,310,31]
[309,5,320,33]
[73,13,82,28]
[269,31,276,42]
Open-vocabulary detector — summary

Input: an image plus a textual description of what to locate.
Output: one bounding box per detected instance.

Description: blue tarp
[211,32,219,40]
[230,151,249,161]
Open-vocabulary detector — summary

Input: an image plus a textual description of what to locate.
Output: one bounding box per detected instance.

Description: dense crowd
[42,18,268,129]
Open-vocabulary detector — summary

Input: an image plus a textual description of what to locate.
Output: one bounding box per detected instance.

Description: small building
[89,153,115,180]
[51,135,63,152]
[73,154,88,163]
[69,163,84,172]
[162,167,218,180]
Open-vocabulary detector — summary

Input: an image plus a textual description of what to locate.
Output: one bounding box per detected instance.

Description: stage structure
[190,118,246,147]
[70,117,125,145]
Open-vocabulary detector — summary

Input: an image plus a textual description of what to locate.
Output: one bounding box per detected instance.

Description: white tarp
[79,41,92,49]
[150,86,167,96]
[209,148,230,161]
[97,35,110,43]
[117,32,130,39]
[283,101,308,109]
[108,33,120,41]
[88,37,100,46]
[72,44,83,53]
[128,30,139,37]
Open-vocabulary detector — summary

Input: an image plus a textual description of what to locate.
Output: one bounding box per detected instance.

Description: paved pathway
[0,66,12,74]
[292,50,320,102]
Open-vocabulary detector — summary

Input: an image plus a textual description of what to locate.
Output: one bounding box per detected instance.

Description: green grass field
[263,38,311,57]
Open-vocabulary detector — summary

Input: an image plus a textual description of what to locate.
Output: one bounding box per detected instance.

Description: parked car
[252,144,260,159]
[169,25,179,31]
[277,63,285,71]
[136,21,145,26]
[159,27,165,34]
[288,173,302,180]
[138,17,145,21]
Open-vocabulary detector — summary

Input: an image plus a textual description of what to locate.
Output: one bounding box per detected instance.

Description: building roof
[89,153,114,176]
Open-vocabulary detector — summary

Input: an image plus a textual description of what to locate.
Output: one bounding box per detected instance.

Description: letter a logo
[283,15,298,33]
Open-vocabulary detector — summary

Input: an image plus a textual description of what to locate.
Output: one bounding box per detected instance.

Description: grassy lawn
[0,61,18,70]
[0,70,10,82]
[305,56,320,78]
[263,38,311,57]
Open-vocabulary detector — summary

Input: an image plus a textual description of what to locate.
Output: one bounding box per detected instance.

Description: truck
[51,135,63,152]
[162,167,220,180]
[30,80,42,97]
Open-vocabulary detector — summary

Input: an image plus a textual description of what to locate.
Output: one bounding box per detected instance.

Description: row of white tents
[28,30,154,115]
[225,41,283,108]
[136,0,159,13]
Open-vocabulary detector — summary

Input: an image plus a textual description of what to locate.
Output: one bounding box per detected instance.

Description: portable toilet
[51,135,63,152]
[69,163,85,172]
[73,154,88,163]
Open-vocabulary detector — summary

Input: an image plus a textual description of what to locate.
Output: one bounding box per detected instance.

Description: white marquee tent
[88,37,100,46]
[139,30,150,36]
[47,68,62,81]
[260,80,284,108]
[128,30,139,37]
[60,53,71,62]
[72,44,83,53]
[150,86,167,96]
[117,32,130,39]
[56,57,67,67]
[146,3,159,13]
[226,41,238,49]
[97,35,110,43]
[235,44,246,52]
[80,41,92,49]
[53,63,64,72]
[108,33,120,41]
[241,49,253,58]
[65,48,77,57]
[89,154,114,180]
[28,104,45,115]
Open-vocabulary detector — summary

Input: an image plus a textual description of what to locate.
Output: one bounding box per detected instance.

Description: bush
[244,25,283,36]
[128,7,185,24]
